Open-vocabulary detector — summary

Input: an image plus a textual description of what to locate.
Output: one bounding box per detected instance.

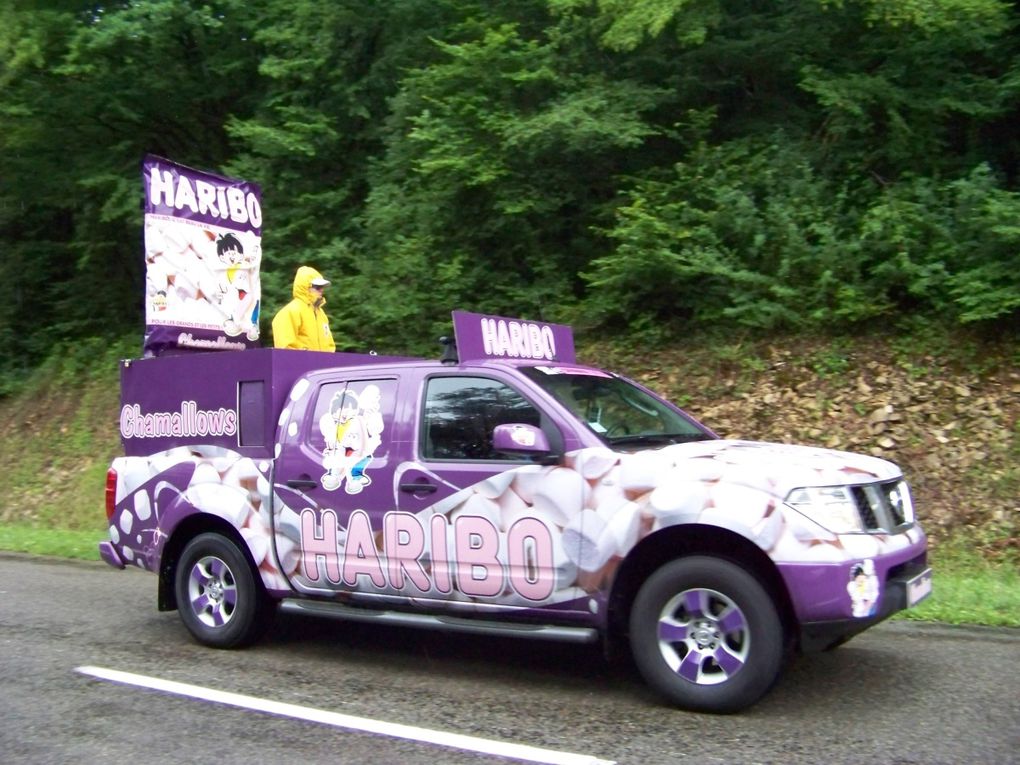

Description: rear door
[274,372,402,596]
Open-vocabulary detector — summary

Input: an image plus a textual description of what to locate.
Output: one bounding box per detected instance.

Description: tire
[629,556,784,713]
[174,532,274,648]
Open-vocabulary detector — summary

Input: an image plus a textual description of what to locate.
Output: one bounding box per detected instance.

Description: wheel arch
[158,513,261,612]
[606,523,797,655]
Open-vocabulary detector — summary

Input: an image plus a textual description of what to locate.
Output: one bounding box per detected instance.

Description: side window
[308,379,397,457]
[422,376,542,461]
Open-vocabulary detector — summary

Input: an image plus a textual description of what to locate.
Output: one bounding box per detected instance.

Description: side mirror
[492,423,552,458]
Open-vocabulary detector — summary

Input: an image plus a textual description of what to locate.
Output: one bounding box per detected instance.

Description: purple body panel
[119,349,411,458]
[98,541,124,569]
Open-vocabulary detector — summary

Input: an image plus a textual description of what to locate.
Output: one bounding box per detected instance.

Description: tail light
[105,468,118,521]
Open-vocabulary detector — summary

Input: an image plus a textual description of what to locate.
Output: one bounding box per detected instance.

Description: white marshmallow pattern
[109,439,918,607]
[362,442,919,605]
[107,447,291,593]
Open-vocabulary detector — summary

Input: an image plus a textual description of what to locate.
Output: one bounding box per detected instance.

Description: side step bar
[279,598,600,644]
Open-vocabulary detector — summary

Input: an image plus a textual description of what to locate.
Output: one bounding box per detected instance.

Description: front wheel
[629,556,784,713]
[174,532,273,648]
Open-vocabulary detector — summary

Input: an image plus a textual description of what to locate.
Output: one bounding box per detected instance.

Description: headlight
[785,486,863,534]
[887,482,915,525]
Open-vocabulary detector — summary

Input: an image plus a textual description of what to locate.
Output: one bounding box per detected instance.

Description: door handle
[286,478,318,490]
[400,481,437,494]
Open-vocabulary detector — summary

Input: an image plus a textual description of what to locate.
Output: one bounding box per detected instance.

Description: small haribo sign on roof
[452,310,576,364]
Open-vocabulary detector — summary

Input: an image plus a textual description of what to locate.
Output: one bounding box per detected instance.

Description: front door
[396,373,592,619]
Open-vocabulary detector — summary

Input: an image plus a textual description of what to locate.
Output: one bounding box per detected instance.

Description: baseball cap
[310,277,330,287]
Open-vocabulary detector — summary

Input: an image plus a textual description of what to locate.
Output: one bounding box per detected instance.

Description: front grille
[850,480,914,532]
[851,486,881,529]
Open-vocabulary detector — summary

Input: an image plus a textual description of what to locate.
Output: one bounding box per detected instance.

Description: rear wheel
[175,533,273,648]
[629,556,784,713]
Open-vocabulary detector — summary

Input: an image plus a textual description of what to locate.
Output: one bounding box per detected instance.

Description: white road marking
[76,665,616,765]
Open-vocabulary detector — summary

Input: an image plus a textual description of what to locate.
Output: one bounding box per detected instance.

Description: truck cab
[101,311,931,713]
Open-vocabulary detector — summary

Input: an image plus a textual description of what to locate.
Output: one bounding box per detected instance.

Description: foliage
[582,136,856,330]
[1,0,264,385]
[1,0,1019,381]
[858,165,1020,323]
[584,143,1020,331]
[224,0,469,328]
[348,11,674,351]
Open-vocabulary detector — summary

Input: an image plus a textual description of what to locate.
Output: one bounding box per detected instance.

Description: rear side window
[422,376,541,461]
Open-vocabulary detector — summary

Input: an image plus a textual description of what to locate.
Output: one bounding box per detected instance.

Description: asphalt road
[1,553,1017,765]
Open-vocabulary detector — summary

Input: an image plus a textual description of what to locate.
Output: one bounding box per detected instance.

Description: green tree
[1,0,1017,384]
[0,0,264,382]
[857,165,1020,323]
[582,136,861,334]
[225,0,469,332]
[349,11,672,350]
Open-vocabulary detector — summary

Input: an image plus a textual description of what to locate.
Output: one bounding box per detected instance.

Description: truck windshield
[519,366,712,448]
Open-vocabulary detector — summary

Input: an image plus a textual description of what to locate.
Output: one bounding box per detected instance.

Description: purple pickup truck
[101,310,931,713]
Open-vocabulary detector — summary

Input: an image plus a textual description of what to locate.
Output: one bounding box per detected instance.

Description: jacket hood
[292,266,328,305]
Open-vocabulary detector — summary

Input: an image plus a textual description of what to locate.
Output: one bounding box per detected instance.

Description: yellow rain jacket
[271,266,336,352]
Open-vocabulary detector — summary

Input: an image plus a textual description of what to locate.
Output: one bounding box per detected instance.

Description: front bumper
[776,527,929,652]
[798,559,932,651]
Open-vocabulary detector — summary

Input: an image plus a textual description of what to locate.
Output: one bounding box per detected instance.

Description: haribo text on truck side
[101,310,932,713]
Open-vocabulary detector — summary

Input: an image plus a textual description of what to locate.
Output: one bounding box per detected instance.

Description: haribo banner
[142,155,262,357]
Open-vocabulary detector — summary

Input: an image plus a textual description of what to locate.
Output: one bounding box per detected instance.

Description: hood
[292,265,327,306]
[610,439,902,501]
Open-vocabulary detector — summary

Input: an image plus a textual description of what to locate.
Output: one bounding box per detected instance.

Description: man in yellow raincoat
[271,266,336,351]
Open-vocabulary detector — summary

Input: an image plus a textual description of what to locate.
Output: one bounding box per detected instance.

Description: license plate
[906,568,933,607]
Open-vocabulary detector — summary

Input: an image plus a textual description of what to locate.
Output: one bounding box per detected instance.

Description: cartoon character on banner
[213,233,260,340]
[319,385,384,494]
[848,559,880,617]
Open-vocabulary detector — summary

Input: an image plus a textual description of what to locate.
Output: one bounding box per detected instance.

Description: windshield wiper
[607,433,709,447]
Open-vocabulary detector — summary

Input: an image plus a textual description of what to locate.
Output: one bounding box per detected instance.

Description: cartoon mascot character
[214,233,260,340]
[319,385,383,494]
[847,559,880,618]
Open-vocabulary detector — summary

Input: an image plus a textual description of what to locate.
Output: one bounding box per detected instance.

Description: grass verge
[897,533,1020,627]
[0,524,105,561]
[1,524,1016,627]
